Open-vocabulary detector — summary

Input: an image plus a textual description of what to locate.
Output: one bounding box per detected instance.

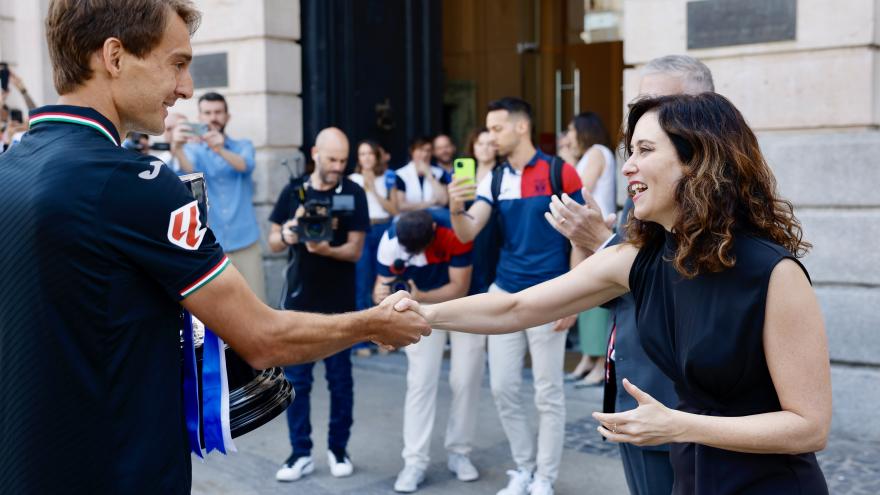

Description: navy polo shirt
[475,150,583,293]
[0,105,228,493]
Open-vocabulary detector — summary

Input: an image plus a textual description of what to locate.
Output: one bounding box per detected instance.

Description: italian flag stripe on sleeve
[180,256,230,298]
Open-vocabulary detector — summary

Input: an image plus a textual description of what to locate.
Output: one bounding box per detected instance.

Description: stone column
[176,0,305,305]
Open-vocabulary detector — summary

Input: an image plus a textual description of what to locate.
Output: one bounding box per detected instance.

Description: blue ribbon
[201,327,226,454]
[182,310,203,458]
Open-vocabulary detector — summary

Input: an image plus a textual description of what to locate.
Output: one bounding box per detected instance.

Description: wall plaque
[687,0,797,50]
[190,52,228,89]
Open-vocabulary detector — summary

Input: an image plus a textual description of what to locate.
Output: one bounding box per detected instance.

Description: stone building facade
[1,0,876,441]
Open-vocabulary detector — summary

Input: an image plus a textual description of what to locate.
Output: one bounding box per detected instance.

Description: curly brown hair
[624,93,810,278]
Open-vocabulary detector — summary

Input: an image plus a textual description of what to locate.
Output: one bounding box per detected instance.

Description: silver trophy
[180,173,293,438]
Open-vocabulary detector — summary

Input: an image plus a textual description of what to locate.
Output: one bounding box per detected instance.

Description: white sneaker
[275,455,314,482]
[447,453,479,482]
[528,476,554,495]
[496,468,532,495]
[393,465,426,493]
[327,450,354,478]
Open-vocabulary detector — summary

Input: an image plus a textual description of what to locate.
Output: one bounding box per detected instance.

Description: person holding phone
[178,91,267,302]
[459,127,501,296]
[0,64,37,111]
[446,98,584,495]
[1,108,26,151]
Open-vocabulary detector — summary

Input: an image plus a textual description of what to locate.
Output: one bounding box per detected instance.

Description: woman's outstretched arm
[395,243,637,335]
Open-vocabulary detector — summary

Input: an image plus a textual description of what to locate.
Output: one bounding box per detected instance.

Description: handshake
[366,291,432,350]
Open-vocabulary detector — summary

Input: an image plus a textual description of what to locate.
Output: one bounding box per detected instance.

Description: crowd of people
[254,52,831,495]
[0,2,833,495]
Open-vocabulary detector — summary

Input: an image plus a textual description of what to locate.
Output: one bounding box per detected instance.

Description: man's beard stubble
[318,169,342,187]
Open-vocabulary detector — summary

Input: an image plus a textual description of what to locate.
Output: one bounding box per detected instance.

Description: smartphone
[453,157,476,185]
[184,122,209,137]
[0,62,9,92]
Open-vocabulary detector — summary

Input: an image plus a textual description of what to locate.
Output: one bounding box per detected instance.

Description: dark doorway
[301,0,443,170]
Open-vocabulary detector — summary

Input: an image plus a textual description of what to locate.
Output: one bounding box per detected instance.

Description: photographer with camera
[372,210,485,493]
[267,127,369,482]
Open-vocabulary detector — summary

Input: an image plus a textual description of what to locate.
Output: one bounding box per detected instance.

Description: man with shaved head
[268,126,370,482]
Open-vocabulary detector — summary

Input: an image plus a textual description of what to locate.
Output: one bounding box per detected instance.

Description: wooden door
[562,41,624,143]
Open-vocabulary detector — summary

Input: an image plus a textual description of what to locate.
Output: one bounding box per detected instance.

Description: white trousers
[401,329,487,469]
[488,284,567,483]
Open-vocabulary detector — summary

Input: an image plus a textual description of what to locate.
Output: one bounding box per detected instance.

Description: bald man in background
[268,127,370,482]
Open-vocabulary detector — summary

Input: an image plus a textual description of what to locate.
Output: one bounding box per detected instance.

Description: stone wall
[623,0,880,441]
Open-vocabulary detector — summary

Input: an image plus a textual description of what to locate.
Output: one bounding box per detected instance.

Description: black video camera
[384,259,410,293]
[296,193,356,242]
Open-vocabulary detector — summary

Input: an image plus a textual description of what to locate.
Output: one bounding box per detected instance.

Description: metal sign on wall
[190,53,229,89]
[687,0,797,50]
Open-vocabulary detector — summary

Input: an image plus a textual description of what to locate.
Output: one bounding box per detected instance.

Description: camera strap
[296,177,344,213]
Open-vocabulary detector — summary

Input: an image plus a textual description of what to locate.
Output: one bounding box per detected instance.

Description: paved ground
[193,352,880,494]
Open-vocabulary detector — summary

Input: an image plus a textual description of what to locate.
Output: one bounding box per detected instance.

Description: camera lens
[305,222,324,238]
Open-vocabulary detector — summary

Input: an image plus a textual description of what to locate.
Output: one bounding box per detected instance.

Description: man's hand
[553,314,578,332]
[367,291,432,348]
[171,123,195,152]
[204,129,225,152]
[281,218,299,246]
[448,176,477,210]
[544,188,615,252]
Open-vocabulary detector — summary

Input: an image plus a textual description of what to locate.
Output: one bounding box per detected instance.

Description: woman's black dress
[629,231,828,494]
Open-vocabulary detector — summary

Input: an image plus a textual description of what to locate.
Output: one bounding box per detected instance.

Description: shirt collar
[502,149,547,173]
[28,105,121,146]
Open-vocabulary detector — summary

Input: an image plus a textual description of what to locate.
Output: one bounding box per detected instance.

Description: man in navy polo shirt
[0,2,429,493]
[447,97,585,495]
[372,210,485,493]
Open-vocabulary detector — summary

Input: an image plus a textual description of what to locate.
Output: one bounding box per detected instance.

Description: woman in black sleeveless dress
[398,93,831,494]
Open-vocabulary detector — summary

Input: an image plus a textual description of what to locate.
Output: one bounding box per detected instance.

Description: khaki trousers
[226,241,267,302]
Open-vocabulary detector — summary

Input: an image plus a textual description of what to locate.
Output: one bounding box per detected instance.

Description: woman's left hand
[592,378,683,447]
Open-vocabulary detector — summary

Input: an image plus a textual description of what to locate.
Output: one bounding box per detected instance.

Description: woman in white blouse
[349,140,399,314]
[563,111,617,387]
